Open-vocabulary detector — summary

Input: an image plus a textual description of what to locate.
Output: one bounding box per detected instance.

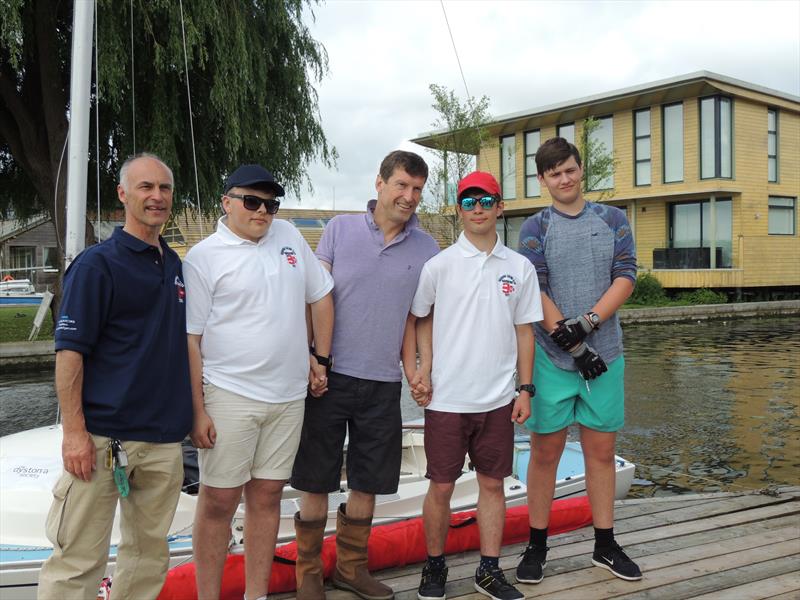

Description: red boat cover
[157,497,592,600]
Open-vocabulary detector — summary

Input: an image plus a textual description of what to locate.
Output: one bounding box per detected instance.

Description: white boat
[0,422,634,598]
[0,279,44,305]
[513,435,635,501]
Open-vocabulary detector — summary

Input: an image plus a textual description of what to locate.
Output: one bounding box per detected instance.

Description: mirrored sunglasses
[459,195,497,211]
[227,193,280,214]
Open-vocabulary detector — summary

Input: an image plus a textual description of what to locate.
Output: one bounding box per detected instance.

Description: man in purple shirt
[291,150,440,600]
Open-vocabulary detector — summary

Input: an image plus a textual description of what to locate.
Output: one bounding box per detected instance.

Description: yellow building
[413,71,800,296]
[163,208,455,256]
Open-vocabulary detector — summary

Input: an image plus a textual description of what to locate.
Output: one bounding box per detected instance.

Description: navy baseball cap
[223,164,286,197]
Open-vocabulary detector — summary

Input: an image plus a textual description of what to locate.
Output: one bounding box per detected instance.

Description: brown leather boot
[294,511,327,600]
[331,503,394,600]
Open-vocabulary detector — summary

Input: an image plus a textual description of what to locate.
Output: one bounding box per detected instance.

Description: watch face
[589,313,600,325]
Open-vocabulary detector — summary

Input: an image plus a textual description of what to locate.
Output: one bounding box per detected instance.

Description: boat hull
[1,427,635,598]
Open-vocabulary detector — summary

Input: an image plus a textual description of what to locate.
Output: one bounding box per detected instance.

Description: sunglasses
[226,193,280,214]
[459,195,498,211]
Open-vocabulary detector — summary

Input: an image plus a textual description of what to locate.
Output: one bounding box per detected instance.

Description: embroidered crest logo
[281,246,298,267]
[174,276,186,303]
[498,274,517,297]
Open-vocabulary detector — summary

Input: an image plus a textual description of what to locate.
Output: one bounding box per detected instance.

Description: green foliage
[627,271,667,305]
[420,84,492,244]
[676,288,728,305]
[578,116,617,200]
[0,0,335,221]
[0,306,54,342]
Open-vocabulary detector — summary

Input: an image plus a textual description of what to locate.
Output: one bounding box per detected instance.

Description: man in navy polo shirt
[38,153,193,599]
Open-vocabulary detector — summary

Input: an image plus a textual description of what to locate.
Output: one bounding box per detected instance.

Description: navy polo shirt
[55,227,192,442]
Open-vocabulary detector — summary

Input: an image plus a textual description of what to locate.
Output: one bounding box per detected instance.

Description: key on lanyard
[105,441,114,470]
[111,439,130,498]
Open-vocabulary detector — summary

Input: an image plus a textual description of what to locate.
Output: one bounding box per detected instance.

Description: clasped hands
[308,355,328,398]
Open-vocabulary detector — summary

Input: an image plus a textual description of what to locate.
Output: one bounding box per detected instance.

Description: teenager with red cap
[411,171,543,600]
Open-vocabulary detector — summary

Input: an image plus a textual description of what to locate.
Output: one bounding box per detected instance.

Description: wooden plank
[536,543,799,600]
[379,502,800,595]
[540,516,800,580]
[691,571,800,600]
[514,526,798,598]
[767,591,800,600]
[509,493,795,558]
[614,555,800,600]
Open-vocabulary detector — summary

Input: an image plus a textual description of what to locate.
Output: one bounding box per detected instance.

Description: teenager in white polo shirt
[410,172,543,600]
[183,164,334,600]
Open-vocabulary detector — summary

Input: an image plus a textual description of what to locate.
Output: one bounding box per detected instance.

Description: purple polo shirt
[317,200,440,382]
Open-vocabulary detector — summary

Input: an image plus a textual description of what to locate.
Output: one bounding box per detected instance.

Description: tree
[419,84,491,245]
[0,0,335,312]
[579,116,617,200]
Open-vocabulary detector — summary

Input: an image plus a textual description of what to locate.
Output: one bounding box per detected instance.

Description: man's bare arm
[188,333,215,448]
[56,349,95,481]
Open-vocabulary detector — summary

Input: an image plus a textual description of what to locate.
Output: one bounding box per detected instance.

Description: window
[586,116,613,190]
[503,215,527,251]
[663,103,683,183]
[700,96,732,179]
[524,130,540,197]
[768,109,778,182]
[634,109,651,186]
[42,247,57,268]
[161,223,185,244]
[9,246,35,280]
[668,198,732,267]
[768,197,795,235]
[557,123,575,144]
[500,135,516,200]
[290,218,324,228]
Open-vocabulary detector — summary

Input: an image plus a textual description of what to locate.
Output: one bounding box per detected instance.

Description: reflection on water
[1,317,798,496]
[619,317,799,496]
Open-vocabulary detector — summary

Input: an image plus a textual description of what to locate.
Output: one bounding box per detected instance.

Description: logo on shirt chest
[281,246,298,268]
[174,275,186,303]
[498,274,517,297]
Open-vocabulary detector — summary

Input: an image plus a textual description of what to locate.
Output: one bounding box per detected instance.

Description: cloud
[283,0,799,210]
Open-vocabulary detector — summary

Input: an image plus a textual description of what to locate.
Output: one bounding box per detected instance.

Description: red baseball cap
[457,171,501,200]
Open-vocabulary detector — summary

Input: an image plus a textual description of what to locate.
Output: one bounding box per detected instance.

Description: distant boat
[0,279,44,305]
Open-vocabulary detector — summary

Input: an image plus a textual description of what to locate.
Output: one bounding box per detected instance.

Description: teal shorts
[525,344,625,434]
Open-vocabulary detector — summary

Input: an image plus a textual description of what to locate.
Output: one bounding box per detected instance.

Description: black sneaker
[417,564,448,600]
[474,566,524,600]
[516,544,548,584]
[591,541,643,581]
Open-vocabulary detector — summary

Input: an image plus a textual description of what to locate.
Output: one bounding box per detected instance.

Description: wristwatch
[586,311,601,329]
[309,347,334,370]
[516,384,536,396]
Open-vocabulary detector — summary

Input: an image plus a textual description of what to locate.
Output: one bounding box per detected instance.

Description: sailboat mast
[64,0,95,267]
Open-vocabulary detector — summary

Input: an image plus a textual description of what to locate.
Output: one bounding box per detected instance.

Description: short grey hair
[119,152,174,192]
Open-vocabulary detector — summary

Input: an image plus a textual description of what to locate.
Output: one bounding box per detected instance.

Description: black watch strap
[309,347,333,369]
[517,383,536,396]
[314,354,332,368]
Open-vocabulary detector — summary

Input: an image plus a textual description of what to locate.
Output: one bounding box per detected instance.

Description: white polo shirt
[184,217,333,403]
[411,232,543,413]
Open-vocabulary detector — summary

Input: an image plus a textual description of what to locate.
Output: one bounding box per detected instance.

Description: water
[2,317,798,496]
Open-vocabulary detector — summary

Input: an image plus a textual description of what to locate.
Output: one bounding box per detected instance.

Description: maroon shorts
[423,402,514,483]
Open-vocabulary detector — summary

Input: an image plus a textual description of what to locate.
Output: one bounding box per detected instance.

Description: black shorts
[290,371,402,495]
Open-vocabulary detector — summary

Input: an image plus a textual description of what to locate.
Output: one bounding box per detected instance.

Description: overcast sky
[282,0,800,211]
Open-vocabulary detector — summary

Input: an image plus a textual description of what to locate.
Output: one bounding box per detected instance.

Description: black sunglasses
[226,193,280,214]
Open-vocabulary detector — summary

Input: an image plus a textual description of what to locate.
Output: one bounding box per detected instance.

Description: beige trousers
[37,435,183,600]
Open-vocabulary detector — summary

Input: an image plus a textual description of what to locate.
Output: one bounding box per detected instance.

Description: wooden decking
[309,487,800,600]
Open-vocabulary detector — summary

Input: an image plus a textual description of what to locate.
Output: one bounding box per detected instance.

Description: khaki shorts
[199,383,305,488]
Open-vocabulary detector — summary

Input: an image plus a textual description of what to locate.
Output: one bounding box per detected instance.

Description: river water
[1,317,798,497]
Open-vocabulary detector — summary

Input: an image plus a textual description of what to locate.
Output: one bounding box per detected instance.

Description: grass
[0,306,55,343]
